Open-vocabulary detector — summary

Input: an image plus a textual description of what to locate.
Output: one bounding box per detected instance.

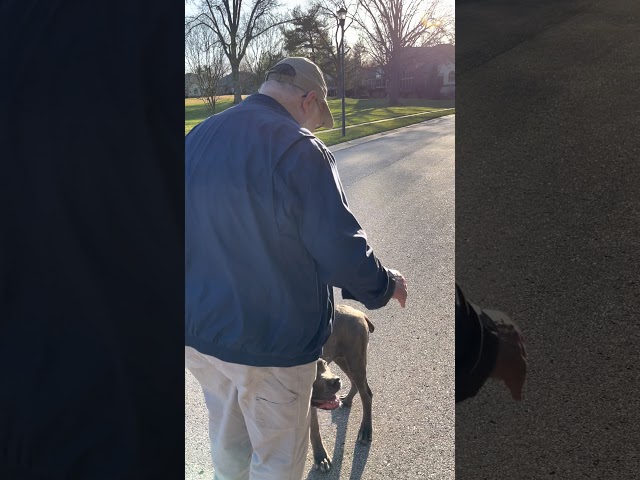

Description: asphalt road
[185,116,456,479]
[456,1,640,478]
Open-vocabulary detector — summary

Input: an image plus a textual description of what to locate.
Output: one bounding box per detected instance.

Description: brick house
[360,44,455,99]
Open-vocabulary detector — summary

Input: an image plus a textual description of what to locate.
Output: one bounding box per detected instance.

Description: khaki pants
[185,347,316,480]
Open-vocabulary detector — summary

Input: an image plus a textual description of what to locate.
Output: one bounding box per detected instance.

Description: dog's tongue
[312,396,341,410]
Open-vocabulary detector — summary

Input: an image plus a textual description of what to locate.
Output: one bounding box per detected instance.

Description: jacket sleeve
[277,137,394,310]
[455,283,500,403]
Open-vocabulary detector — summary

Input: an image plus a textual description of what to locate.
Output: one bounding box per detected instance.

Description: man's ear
[302,90,317,111]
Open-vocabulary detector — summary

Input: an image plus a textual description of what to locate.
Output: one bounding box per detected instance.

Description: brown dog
[310,304,375,472]
[310,358,342,472]
[311,358,342,410]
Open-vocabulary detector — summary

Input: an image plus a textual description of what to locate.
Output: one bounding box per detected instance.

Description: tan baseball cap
[265,57,334,129]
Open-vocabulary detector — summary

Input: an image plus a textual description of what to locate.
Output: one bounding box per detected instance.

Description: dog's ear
[316,358,327,373]
[365,316,375,333]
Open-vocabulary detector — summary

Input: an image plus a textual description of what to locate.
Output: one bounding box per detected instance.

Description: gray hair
[258,79,307,97]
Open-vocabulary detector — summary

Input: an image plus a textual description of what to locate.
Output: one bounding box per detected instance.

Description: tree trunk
[231,62,242,104]
[388,58,401,106]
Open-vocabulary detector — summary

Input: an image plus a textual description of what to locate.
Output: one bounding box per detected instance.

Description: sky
[185,0,454,30]
[185,0,454,72]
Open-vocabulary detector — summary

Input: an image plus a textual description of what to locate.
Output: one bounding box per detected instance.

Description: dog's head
[311,359,342,410]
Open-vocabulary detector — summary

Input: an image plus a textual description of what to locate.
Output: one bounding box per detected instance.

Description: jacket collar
[242,93,297,122]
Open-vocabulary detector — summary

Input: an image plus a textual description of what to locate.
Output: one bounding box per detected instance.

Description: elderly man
[185,57,408,480]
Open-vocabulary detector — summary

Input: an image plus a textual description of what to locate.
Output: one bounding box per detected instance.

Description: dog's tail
[365,316,375,333]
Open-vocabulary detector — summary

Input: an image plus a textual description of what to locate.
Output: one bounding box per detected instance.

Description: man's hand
[388,269,408,308]
[486,310,527,400]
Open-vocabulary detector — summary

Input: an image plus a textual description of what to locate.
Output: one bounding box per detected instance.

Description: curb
[329,114,455,153]
[319,108,455,134]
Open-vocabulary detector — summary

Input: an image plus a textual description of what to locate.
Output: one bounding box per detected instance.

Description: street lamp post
[337,7,347,137]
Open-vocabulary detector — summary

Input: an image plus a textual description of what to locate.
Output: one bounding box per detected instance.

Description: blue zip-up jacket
[185,94,395,367]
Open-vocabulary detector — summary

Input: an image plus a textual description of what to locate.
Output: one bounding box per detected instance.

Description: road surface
[456,1,640,478]
[185,115,456,479]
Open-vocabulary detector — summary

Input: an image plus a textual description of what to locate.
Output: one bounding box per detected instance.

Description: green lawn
[185,96,242,134]
[316,108,455,146]
[185,95,455,143]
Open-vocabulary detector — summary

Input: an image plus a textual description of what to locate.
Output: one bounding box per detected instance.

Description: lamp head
[337,7,347,25]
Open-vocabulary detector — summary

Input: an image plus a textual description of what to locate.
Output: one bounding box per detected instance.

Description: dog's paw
[339,394,354,407]
[313,452,332,473]
[357,424,373,444]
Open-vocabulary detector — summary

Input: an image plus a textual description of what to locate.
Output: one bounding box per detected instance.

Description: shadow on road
[347,440,371,480]
[304,405,372,479]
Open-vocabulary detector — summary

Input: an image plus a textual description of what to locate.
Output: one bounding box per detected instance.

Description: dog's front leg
[310,407,332,472]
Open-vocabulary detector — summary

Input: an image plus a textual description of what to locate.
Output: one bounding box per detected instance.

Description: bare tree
[185,24,229,113]
[351,0,453,105]
[241,25,284,93]
[186,0,288,104]
[420,15,454,46]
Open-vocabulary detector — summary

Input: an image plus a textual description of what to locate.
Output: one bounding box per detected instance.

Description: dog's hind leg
[352,356,373,444]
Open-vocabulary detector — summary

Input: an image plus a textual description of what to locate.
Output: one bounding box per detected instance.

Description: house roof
[400,44,454,74]
[219,71,259,87]
[185,72,198,87]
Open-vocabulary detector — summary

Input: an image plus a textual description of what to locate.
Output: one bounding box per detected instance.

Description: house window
[448,71,455,83]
